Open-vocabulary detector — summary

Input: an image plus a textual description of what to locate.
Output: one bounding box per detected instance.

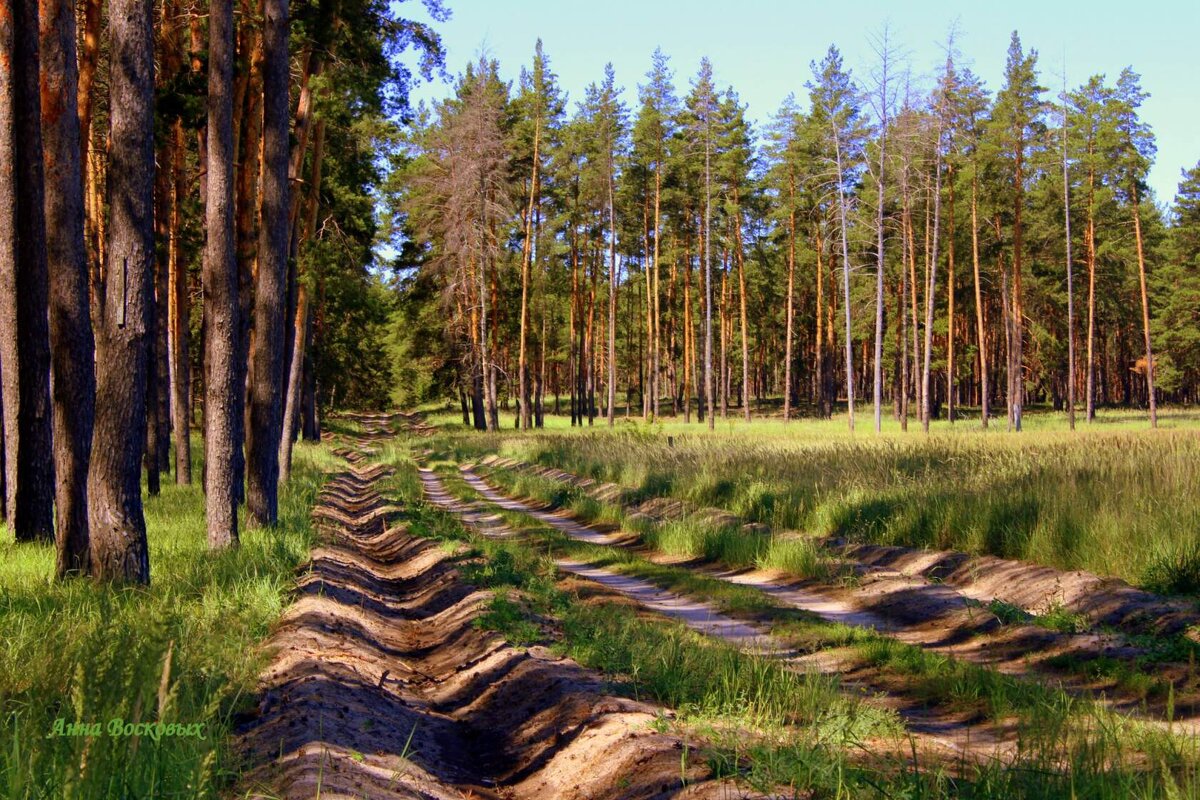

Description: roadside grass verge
[0,439,339,799]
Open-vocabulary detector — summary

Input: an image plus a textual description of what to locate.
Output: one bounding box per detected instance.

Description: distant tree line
[391,32,1200,433]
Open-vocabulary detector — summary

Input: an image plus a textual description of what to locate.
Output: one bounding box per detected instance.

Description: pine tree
[512,40,564,428]
[631,48,678,422]
[764,95,805,422]
[203,0,239,549]
[0,0,54,542]
[808,45,866,431]
[88,0,155,582]
[682,58,720,429]
[986,32,1045,432]
[41,0,97,573]
[1113,67,1158,426]
[715,87,755,422]
[246,0,291,524]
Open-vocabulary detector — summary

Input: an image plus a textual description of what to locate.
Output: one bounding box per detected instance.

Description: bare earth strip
[234,422,756,800]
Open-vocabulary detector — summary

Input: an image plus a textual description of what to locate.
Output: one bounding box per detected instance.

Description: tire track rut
[418,466,1020,764]
[236,421,754,800]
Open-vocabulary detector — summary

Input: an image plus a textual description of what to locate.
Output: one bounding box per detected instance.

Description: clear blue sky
[405,0,1199,205]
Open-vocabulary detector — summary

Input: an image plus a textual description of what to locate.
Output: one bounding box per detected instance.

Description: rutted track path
[466,459,1200,726]
[420,468,776,651]
[418,466,1020,763]
[236,418,753,800]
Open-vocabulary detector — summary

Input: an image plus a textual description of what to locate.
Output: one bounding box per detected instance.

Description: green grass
[425,406,1200,593]
[0,438,340,799]
[481,465,835,582]
[405,445,1200,798]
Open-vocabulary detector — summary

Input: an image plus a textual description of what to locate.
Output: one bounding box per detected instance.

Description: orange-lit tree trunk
[0,0,54,541]
[1131,185,1156,427]
[41,0,98,571]
[246,0,289,524]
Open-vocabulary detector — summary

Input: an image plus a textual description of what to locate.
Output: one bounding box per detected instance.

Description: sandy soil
[235,418,759,799]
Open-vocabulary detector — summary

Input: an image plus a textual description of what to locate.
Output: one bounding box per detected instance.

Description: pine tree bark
[813,224,827,418]
[607,172,617,426]
[1132,186,1157,427]
[1011,140,1026,432]
[1060,118,1075,428]
[231,9,263,503]
[922,118,944,434]
[246,0,289,525]
[0,0,54,542]
[89,0,155,582]
[734,195,750,422]
[832,124,855,432]
[169,121,191,483]
[281,118,324,480]
[873,134,886,433]
[1085,163,1097,422]
[783,176,796,423]
[203,0,239,549]
[518,119,539,429]
[970,167,988,427]
[946,166,956,423]
[651,170,661,420]
[41,0,97,573]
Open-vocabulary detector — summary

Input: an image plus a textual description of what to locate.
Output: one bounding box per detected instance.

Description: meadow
[425,405,1200,593]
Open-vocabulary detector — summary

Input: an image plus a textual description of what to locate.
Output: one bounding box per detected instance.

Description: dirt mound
[834,541,1200,637]
[483,455,1200,638]
[235,456,752,799]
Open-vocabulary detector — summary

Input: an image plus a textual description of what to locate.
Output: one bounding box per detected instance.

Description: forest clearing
[3,0,1200,796]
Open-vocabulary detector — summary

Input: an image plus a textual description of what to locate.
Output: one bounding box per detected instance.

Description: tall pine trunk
[281,119,325,479]
[169,121,191,483]
[946,167,956,423]
[518,119,539,429]
[922,115,944,434]
[246,0,289,525]
[1086,164,1097,422]
[1062,88,1076,430]
[202,0,239,549]
[0,0,54,542]
[833,124,855,432]
[783,178,796,423]
[89,0,155,582]
[1132,186,1157,427]
[970,168,988,427]
[1011,144,1026,432]
[607,172,617,426]
[41,0,97,572]
[734,197,750,422]
[872,127,886,433]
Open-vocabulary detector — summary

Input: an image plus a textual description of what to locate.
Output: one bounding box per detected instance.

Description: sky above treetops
[404,0,1199,206]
